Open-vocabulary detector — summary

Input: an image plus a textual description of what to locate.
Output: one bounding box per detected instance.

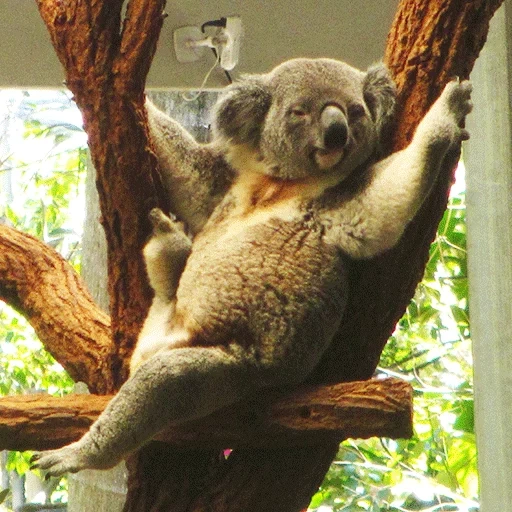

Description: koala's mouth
[313,147,345,170]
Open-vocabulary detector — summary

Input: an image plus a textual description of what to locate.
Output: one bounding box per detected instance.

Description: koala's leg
[31,345,265,477]
[130,208,193,375]
[130,208,192,375]
[326,80,472,259]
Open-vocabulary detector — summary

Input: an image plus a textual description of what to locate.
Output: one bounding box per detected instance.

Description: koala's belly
[173,216,348,350]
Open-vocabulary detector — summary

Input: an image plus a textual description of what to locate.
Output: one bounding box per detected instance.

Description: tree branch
[312,0,504,385]
[36,0,168,384]
[115,0,167,93]
[0,225,114,394]
[0,378,412,452]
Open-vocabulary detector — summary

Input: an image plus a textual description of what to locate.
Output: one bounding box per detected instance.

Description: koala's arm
[324,80,472,259]
[146,100,235,234]
[143,208,191,301]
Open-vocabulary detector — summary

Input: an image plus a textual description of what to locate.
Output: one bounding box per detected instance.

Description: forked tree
[0,0,503,511]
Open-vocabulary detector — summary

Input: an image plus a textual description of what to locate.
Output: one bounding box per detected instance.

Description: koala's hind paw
[31,440,116,477]
[149,208,182,234]
[31,442,91,477]
[442,79,473,125]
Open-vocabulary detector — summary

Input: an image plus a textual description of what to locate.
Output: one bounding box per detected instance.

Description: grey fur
[31,59,472,476]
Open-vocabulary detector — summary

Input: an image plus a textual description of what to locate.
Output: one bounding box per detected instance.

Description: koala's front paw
[149,208,182,235]
[31,440,110,477]
[439,79,473,138]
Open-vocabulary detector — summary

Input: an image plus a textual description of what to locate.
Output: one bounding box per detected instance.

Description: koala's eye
[347,103,366,122]
[289,108,308,119]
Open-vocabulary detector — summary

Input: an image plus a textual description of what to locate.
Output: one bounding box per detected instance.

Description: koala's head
[213,58,396,181]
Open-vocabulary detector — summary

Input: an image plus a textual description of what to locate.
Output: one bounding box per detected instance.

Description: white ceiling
[1,1,398,89]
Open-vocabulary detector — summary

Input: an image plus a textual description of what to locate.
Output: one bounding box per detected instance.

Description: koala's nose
[321,105,348,150]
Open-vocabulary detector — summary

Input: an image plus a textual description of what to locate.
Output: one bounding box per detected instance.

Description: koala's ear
[363,63,397,130]
[213,75,272,147]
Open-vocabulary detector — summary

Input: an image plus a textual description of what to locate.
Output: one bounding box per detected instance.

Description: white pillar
[465,2,512,509]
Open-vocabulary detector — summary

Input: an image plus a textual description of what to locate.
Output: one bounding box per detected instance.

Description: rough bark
[124,443,340,512]
[0,224,113,393]
[36,0,167,385]
[0,379,412,452]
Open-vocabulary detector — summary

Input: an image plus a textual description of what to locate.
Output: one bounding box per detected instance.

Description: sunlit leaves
[1,90,87,267]
[0,91,83,487]
[312,168,476,511]
[0,306,74,396]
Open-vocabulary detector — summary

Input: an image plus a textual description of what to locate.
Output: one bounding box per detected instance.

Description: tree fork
[24,0,503,511]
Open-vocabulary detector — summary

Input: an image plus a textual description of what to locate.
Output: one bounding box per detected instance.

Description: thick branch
[36,0,168,385]
[312,0,504,385]
[386,0,504,149]
[0,379,412,452]
[0,225,114,394]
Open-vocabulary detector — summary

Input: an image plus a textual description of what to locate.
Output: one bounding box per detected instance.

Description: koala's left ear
[363,63,397,130]
[212,75,272,147]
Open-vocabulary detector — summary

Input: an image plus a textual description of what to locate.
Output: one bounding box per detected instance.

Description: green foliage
[0,488,10,505]
[1,92,476,510]
[2,91,87,268]
[0,307,74,396]
[311,168,476,511]
[0,91,84,491]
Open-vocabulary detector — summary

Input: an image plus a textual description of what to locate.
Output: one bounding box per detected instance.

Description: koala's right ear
[363,63,397,132]
[212,76,272,147]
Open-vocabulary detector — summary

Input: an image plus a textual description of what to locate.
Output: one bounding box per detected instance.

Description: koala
[32,58,472,476]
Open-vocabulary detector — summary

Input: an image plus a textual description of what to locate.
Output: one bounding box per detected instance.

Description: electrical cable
[181,50,222,102]
[201,18,233,84]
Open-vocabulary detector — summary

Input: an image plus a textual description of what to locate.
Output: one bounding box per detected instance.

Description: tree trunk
[0,0,500,510]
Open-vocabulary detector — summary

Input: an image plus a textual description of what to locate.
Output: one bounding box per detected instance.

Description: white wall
[0,0,397,89]
[466,1,512,509]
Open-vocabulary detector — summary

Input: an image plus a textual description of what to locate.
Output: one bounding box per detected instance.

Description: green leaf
[454,399,475,434]
[0,488,10,504]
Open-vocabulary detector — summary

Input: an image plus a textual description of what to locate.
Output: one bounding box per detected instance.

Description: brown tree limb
[0,225,114,393]
[0,379,412,452]
[36,0,168,385]
[311,0,504,385]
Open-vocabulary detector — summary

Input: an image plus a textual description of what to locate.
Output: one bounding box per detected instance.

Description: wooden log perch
[0,378,412,452]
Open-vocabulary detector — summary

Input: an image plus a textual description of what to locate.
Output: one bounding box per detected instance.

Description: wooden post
[465,1,512,509]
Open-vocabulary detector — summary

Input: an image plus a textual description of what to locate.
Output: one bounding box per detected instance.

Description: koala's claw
[149,208,181,235]
[31,440,117,477]
[31,443,88,477]
[442,79,473,123]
